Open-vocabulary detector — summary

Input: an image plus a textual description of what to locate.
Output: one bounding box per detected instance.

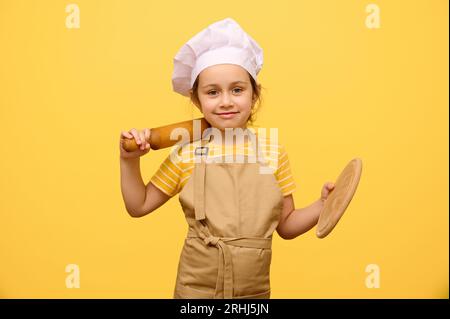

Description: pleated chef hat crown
[172,17,263,97]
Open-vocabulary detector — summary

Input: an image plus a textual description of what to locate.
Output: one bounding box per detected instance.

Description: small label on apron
[195,146,209,157]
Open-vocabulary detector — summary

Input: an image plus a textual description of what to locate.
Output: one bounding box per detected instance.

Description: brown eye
[207,90,218,95]
[233,87,243,93]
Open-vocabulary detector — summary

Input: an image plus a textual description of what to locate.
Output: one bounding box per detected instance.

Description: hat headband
[191,47,258,88]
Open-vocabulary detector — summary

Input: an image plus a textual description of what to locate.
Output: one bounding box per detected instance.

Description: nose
[219,92,234,108]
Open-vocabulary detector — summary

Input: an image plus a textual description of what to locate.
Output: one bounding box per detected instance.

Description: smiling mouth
[216,112,239,115]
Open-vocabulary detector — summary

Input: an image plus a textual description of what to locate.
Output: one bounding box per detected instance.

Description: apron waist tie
[187,228,272,299]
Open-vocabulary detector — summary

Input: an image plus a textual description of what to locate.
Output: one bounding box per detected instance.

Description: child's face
[191,64,255,132]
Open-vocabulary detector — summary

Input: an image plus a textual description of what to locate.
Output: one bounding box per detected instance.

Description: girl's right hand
[119,128,151,159]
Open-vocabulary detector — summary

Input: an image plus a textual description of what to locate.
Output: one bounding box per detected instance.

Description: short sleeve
[274,144,297,196]
[150,152,183,197]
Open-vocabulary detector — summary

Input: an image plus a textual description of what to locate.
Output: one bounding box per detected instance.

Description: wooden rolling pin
[122,117,211,151]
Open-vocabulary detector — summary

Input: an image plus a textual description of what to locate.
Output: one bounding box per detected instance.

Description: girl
[119,18,335,299]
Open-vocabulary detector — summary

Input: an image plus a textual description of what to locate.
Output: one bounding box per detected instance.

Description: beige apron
[173,131,284,299]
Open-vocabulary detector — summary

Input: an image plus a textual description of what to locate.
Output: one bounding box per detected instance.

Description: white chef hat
[172,17,263,97]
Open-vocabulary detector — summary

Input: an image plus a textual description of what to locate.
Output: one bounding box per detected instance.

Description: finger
[125,132,133,138]
[139,131,146,150]
[145,128,150,143]
[121,131,133,139]
[145,129,151,149]
[130,128,141,144]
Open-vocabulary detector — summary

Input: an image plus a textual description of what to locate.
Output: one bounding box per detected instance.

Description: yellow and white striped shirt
[150,133,296,197]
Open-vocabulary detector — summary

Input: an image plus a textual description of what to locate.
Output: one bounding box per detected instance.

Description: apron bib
[173,130,284,299]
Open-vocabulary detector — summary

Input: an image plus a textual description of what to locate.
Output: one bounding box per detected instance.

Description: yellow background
[0,0,448,298]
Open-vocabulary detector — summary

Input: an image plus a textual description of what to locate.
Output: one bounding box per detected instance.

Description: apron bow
[203,235,220,246]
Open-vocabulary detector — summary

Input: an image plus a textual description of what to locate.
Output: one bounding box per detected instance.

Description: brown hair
[190,72,263,126]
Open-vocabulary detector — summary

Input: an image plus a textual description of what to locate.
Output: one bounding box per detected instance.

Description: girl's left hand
[320,182,335,202]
